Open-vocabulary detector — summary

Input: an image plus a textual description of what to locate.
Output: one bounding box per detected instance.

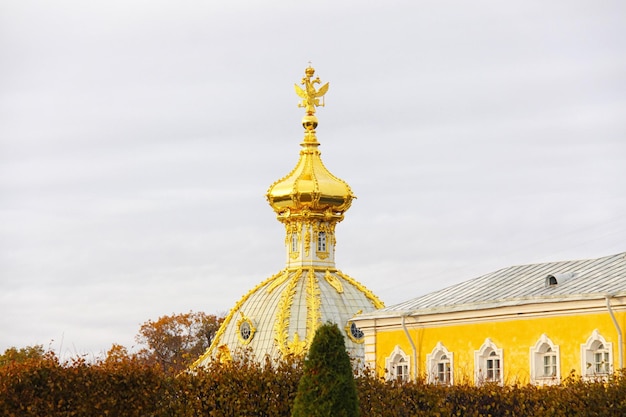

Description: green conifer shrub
[291,322,359,417]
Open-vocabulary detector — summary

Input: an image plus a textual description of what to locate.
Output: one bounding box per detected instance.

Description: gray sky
[1,0,625,358]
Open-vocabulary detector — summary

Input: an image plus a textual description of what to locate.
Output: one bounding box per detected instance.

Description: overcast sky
[1,0,624,358]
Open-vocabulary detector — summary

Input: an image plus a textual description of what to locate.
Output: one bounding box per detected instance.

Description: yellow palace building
[353,252,626,385]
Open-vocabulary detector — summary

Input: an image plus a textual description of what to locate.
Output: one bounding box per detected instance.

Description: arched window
[385,345,410,382]
[581,330,613,379]
[317,231,326,252]
[475,338,503,385]
[530,334,560,385]
[426,342,454,385]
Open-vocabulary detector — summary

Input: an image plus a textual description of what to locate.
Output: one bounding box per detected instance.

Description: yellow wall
[375,310,625,384]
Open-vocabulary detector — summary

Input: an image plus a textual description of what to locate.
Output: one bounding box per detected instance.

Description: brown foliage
[135,311,224,375]
[0,345,45,367]
[1,348,625,416]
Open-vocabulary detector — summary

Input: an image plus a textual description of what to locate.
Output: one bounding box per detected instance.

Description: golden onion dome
[266,132,354,216]
[267,67,354,218]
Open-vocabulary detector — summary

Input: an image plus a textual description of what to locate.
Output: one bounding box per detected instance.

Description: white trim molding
[530,334,560,385]
[581,329,613,380]
[385,345,410,382]
[426,342,454,385]
[475,338,503,385]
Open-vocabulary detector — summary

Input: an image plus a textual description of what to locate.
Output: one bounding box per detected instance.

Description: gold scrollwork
[305,268,322,347]
[274,269,303,356]
[324,270,343,293]
[287,332,307,356]
[266,270,290,293]
[304,228,311,256]
[336,270,385,309]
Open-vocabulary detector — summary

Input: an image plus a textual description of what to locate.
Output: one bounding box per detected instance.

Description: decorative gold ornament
[266,66,355,219]
[294,65,329,116]
[305,268,322,346]
[345,321,365,344]
[274,269,303,355]
[304,228,311,256]
[324,269,344,294]
[236,312,257,345]
[216,345,232,363]
[267,270,290,293]
[287,332,307,356]
[336,271,385,309]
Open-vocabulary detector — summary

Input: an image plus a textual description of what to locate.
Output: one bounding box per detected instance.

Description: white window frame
[530,334,560,385]
[385,345,410,382]
[426,342,454,385]
[581,329,613,380]
[475,338,503,385]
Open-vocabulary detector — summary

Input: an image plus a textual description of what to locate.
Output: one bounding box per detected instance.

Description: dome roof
[192,66,384,367]
[194,268,383,363]
[266,133,354,216]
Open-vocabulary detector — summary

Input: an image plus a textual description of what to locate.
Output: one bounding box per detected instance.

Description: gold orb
[302,115,318,130]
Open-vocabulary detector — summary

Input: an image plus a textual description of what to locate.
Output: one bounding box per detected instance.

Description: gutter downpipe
[401,314,418,380]
[605,295,623,369]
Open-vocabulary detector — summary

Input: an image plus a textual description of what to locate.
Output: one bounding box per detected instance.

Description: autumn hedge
[2,354,626,416]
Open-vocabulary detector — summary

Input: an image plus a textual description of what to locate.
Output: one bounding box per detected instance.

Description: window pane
[317,232,326,251]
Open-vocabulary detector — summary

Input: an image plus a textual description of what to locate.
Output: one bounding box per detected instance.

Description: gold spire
[294,65,329,142]
[266,66,354,221]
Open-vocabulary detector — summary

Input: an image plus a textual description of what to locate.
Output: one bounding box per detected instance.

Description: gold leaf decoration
[305,268,322,347]
[336,270,385,309]
[274,269,303,355]
[266,270,290,293]
[324,269,343,294]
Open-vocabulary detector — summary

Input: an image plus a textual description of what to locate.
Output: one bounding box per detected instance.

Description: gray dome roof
[194,267,383,364]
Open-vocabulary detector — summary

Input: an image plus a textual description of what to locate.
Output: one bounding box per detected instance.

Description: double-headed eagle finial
[294,64,329,116]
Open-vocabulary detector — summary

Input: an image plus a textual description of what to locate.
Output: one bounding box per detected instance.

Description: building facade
[353,252,625,385]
